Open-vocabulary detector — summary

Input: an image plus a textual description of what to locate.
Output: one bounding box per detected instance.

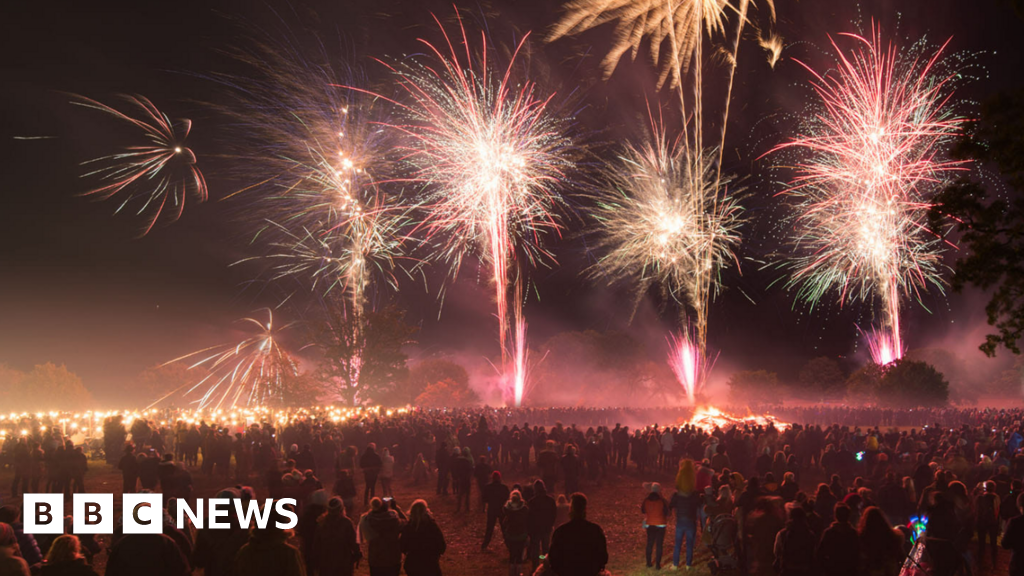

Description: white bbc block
[122,493,163,534]
[22,494,64,534]
[73,493,113,534]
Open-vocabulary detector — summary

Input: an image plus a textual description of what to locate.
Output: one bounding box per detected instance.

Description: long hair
[676,459,696,494]
[858,506,898,551]
[45,534,81,563]
[408,499,431,529]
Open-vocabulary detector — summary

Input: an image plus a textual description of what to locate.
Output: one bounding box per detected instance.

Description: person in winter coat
[976,480,1001,569]
[547,493,608,576]
[233,514,306,576]
[554,495,571,529]
[452,448,474,514]
[106,533,190,576]
[359,497,407,576]
[474,456,493,509]
[0,506,42,569]
[380,447,396,498]
[0,522,31,576]
[815,503,860,576]
[670,460,701,569]
[641,482,670,569]
[482,471,511,550]
[745,497,785,576]
[312,497,361,576]
[1002,492,1024,576]
[39,535,99,576]
[501,490,530,576]
[772,504,816,576]
[858,506,904,576]
[561,445,581,496]
[118,444,139,494]
[361,444,383,506]
[298,490,330,574]
[399,499,446,576]
[526,479,557,572]
[192,488,249,576]
[537,441,560,494]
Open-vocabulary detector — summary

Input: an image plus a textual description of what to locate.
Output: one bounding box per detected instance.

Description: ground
[0,458,1012,575]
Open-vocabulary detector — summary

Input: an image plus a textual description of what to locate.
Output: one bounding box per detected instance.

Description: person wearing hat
[312,497,361,576]
[641,482,670,569]
[0,522,30,576]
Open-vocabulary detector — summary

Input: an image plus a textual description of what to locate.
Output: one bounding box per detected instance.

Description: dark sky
[2,0,1022,403]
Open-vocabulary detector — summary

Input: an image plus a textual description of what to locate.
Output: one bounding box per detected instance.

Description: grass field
[0,458,1012,575]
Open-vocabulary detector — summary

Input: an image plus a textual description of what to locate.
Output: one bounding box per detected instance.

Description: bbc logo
[20,493,298,535]
[24,493,161,534]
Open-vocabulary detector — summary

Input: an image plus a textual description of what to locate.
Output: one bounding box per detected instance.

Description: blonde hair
[675,459,696,494]
[45,534,81,563]
[408,499,431,528]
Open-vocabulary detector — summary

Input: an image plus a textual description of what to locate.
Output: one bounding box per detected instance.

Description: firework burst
[74,94,207,236]
[210,31,419,317]
[548,0,729,90]
[773,28,968,359]
[593,131,744,340]
[385,14,574,405]
[154,309,297,411]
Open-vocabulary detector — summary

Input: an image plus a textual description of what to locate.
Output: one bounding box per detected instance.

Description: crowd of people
[1,404,1024,575]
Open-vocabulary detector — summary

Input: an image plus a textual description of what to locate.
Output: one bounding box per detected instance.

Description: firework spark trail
[772,28,967,360]
[73,94,207,235]
[385,14,574,405]
[667,331,700,403]
[152,309,297,411]
[511,288,529,407]
[862,325,902,365]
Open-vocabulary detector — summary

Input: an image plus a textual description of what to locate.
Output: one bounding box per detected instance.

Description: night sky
[2,0,1023,403]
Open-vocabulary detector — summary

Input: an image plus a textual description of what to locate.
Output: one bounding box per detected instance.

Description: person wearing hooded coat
[312,497,361,576]
[501,490,530,576]
[526,479,557,572]
[399,499,446,576]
